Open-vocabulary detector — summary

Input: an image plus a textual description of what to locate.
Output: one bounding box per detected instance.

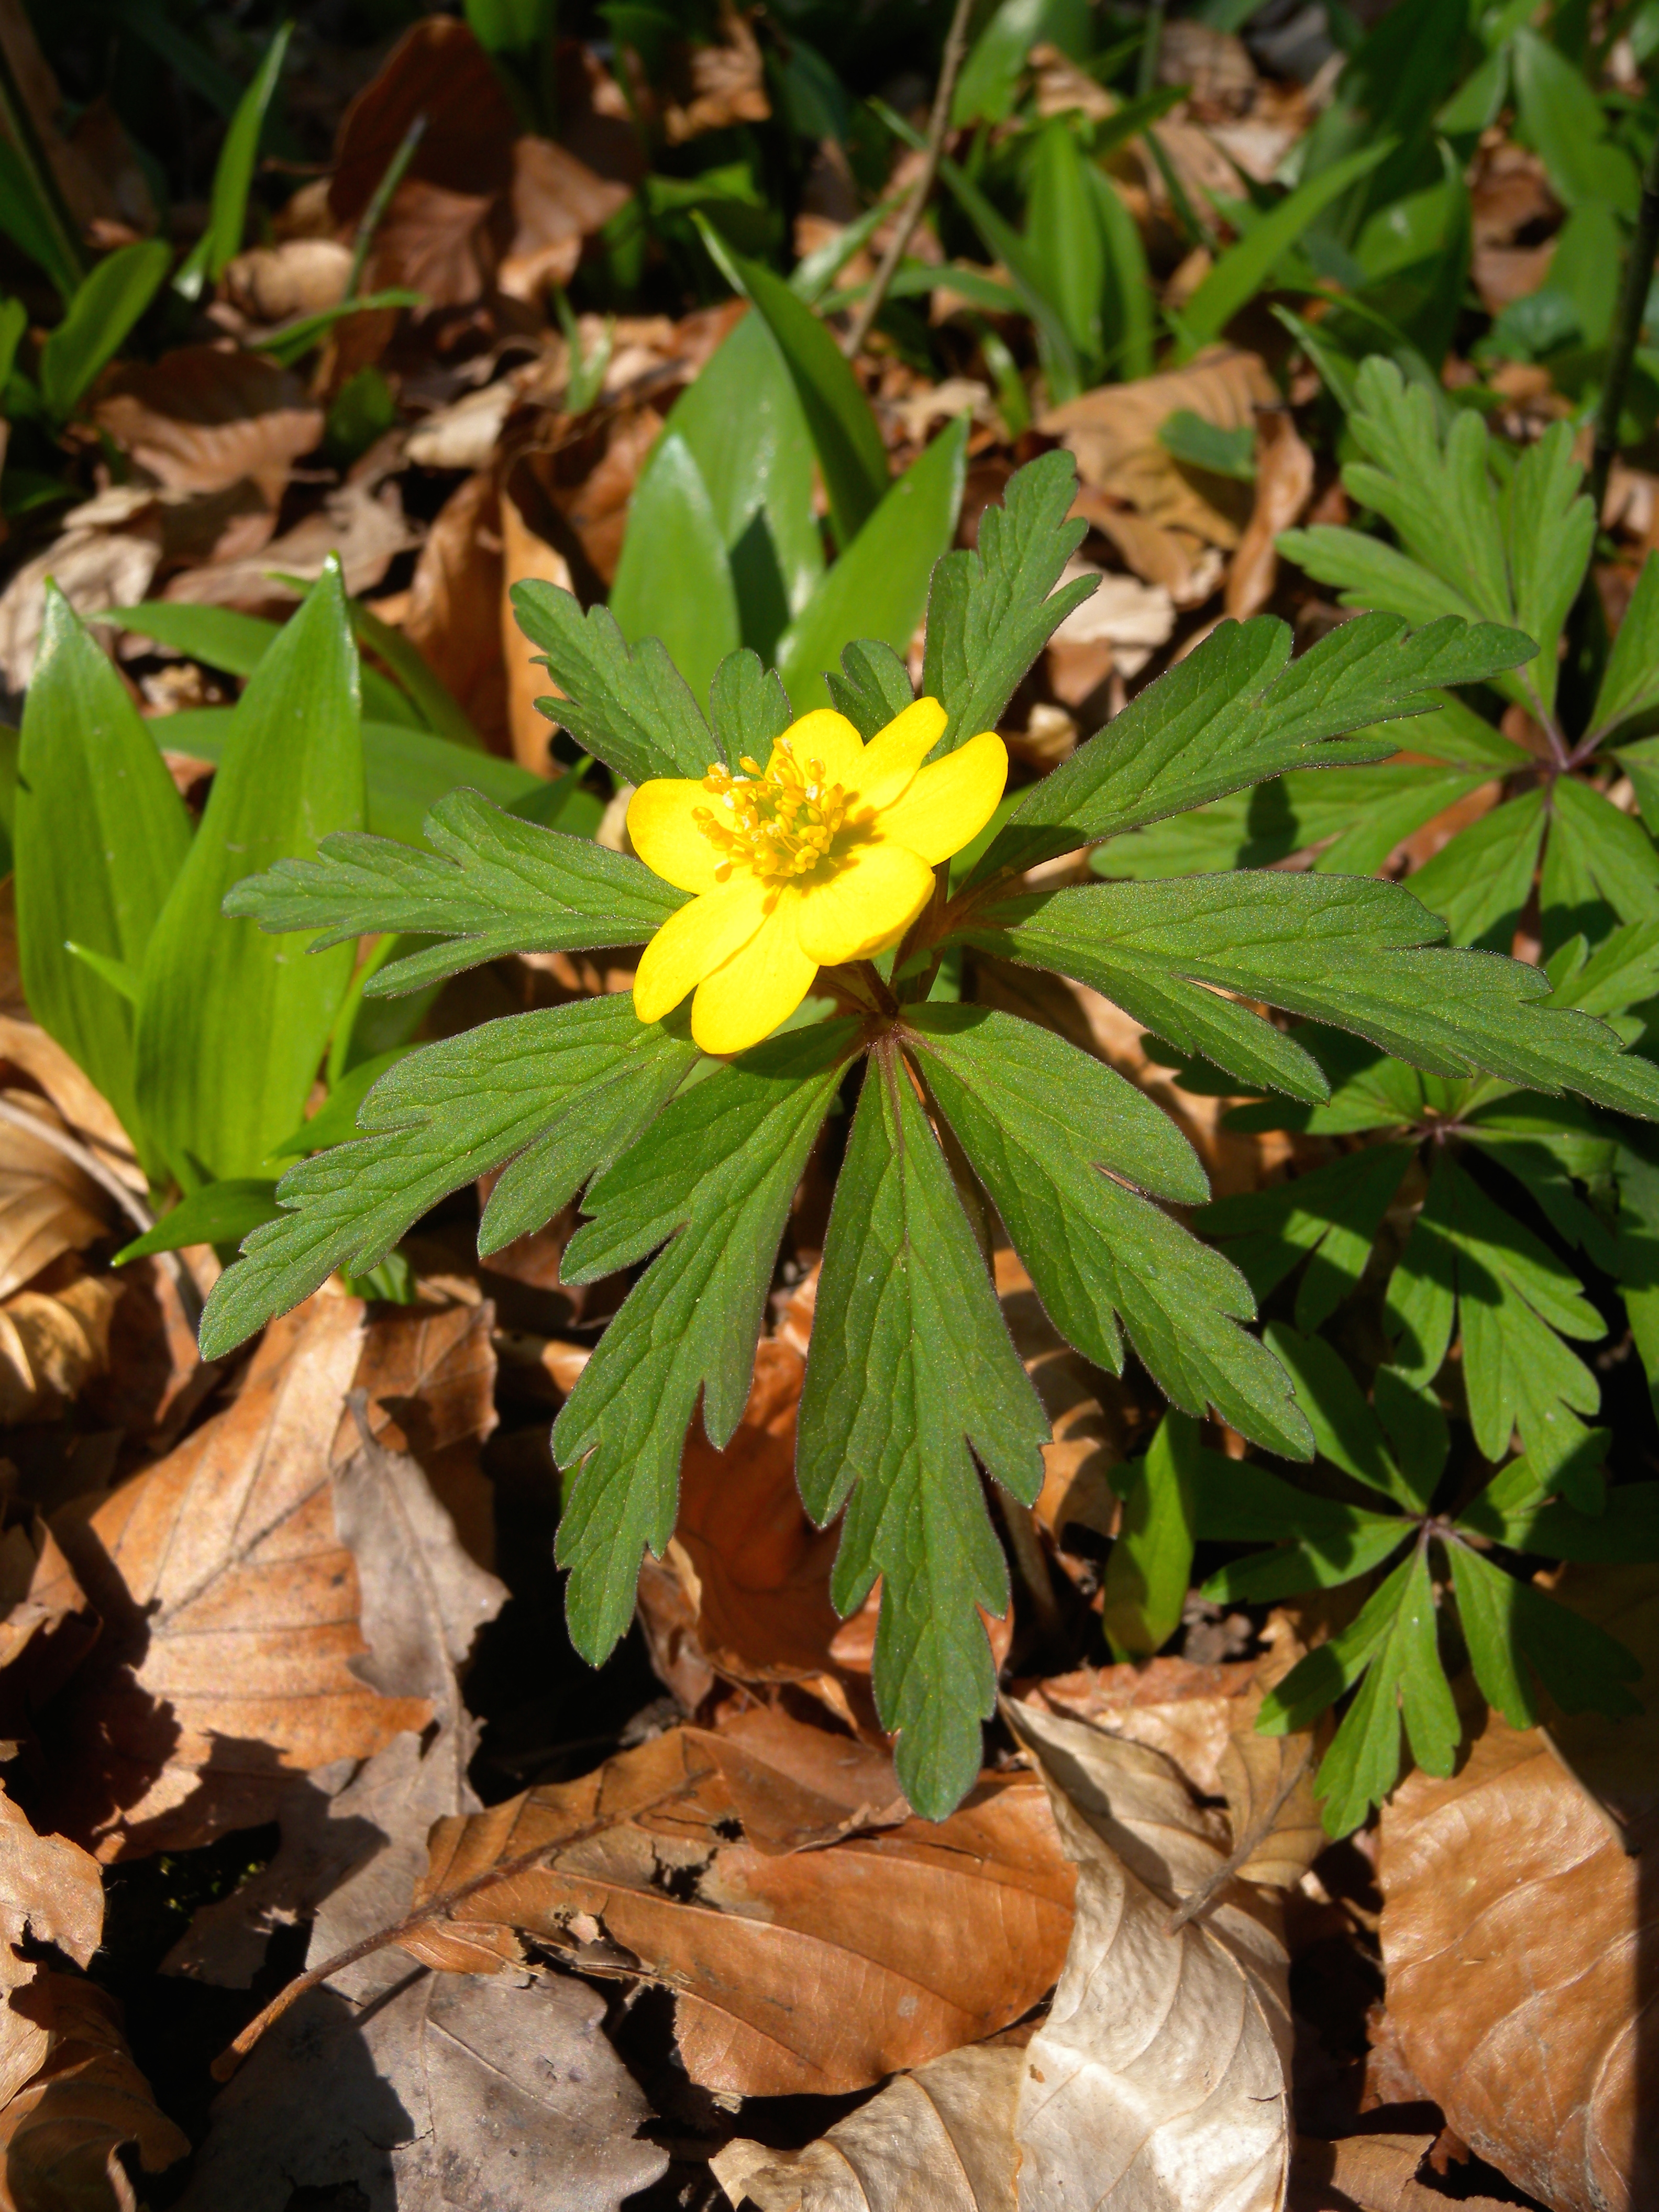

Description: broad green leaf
[199,995,696,1358]
[778,418,968,713]
[952,0,1083,126]
[15,585,192,1171]
[826,639,915,739]
[510,581,716,782]
[1178,140,1395,355]
[795,1041,1049,1817]
[464,0,556,52]
[175,22,291,299]
[555,1023,855,1667]
[1549,777,1659,929]
[0,137,80,301]
[969,612,1534,881]
[1512,28,1638,215]
[709,240,890,551]
[608,430,741,703]
[1591,552,1659,742]
[1100,1411,1198,1659]
[1199,1143,1414,1331]
[134,562,365,1183]
[909,1004,1312,1457]
[1406,787,1545,950]
[1260,1324,1421,1510]
[102,602,417,727]
[349,600,484,750]
[922,450,1093,756]
[116,1178,281,1262]
[1447,1542,1642,1729]
[268,1047,412,1157]
[1024,119,1105,371]
[39,241,171,421]
[223,787,686,999]
[665,308,824,653]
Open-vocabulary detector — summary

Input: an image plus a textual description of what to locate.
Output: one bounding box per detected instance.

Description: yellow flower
[627,696,1008,1055]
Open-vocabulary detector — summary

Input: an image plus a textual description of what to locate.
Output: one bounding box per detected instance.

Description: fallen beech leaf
[1224,408,1315,622]
[0,527,159,691]
[0,1093,110,1301]
[1378,1573,1659,2212]
[32,1294,433,1858]
[342,1300,501,1575]
[0,1513,93,1686]
[329,16,516,224]
[1048,560,1175,678]
[1008,1699,1293,2212]
[501,482,576,774]
[404,1726,1074,2096]
[368,176,496,308]
[657,2,770,144]
[1042,350,1272,549]
[1287,2133,1513,2212]
[0,1268,121,1424]
[500,137,631,303]
[0,1976,186,2209]
[403,468,508,748]
[163,476,417,610]
[82,1253,215,1452]
[93,349,323,506]
[713,2041,1022,2212]
[222,238,352,324]
[0,1777,103,2108]
[0,1020,139,1191]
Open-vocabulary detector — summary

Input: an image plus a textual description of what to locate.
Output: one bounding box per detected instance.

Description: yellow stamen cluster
[691,738,852,883]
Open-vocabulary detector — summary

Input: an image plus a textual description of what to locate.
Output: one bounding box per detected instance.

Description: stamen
[695,739,853,882]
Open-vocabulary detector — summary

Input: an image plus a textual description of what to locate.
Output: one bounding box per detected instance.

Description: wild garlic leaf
[1198,1143,1413,1330]
[223,789,688,997]
[970,872,1659,1116]
[795,1042,1050,1818]
[509,580,720,782]
[907,1005,1312,1458]
[555,1023,856,1668]
[921,449,1094,756]
[968,610,1534,882]
[198,997,696,1359]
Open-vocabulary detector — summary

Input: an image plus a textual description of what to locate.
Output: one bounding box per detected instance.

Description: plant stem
[1591,120,1659,523]
[346,112,427,300]
[840,0,976,359]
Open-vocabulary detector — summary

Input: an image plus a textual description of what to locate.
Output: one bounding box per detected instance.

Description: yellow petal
[843,696,947,812]
[633,879,770,1024]
[797,840,936,966]
[692,894,819,1054]
[766,708,864,789]
[873,731,1008,865]
[627,779,726,894]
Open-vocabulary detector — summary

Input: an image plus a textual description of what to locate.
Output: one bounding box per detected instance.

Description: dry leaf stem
[213,1766,715,2080]
[839,0,976,360]
[1164,1738,1314,1933]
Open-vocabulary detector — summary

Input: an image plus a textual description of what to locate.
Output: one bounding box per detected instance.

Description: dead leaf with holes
[0,1774,104,2110]
[0,1975,188,2210]
[1376,1563,1659,2212]
[399,1721,1074,2097]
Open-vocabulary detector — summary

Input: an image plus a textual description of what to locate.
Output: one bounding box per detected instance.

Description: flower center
[692,738,853,883]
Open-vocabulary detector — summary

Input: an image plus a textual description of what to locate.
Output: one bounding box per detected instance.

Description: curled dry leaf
[0,1267,123,1426]
[1377,1564,1659,2212]
[1287,2133,1513,2212]
[31,1293,434,1859]
[0,1976,187,2211]
[93,349,324,507]
[1224,408,1315,622]
[162,475,417,611]
[342,1298,501,1576]
[222,238,352,325]
[0,1020,141,1193]
[0,1092,111,1302]
[329,16,517,225]
[401,1720,1074,2096]
[0,1776,103,2108]
[0,525,158,692]
[500,137,632,304]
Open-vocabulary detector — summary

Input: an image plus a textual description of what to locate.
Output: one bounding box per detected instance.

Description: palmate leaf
[964,609,1534,883]
[964,871,1659,1118]
[223,788,687,997]
[509,580,722,782]
[795,1041,1049,1816]
[555,1023,856,1668]
[906,1005,1311,1457]
[198,997,698,1358]
[1198,1143,1414,1331]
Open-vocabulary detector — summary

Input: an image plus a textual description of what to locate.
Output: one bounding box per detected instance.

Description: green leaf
[909,1004,1311,1457]
[1512,28,1638,216]
[1260,1323,1421,1509]
[708,648,794,766]
[1616,1138,1659,1411]
[778,417,968,713]
[15,585,192,1172]
[1406,787,1545,950]
[1088,162,1155,381]
[1158,409,1256,481]
[223,787,686,999]
[115,1178,281,1263]
[348,600,484,748]
[509,581,717,783]
[250,289,422,371]
[101,602,415,728]
[556,1022,855,1669]
[1198,1143,1413,1330]
[1447,1542,1642,1728]
[1373,1365,1448,1509]
[664,308,824,655]
[0,137,80,302]
[1100,1411,1198,1658]
[969,612,1535,881]
[134,562,365,1182]
[1458,1478,1659,1564]
[1507,421,1598,720]
[200,995,696,1358]
[1024,118,1106,372]
[176,21,291,298]
[795,1041,1048,1817]
[267,1047,412,1158]
[1549,778,1659,930]
[39,241,171,421]
[1591,551,1659,742]
[825,639,915,739]
[705,236,890,552]
[1201,1518,1412,1605]
[953,0,1076,126]
[922,450,1093,757]
[609,430,741,704]
[1177,140,1395,355]
[970,869,1659,1118]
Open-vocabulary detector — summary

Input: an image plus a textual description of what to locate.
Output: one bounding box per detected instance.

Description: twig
[212,1765,715,2080]
[0,1096,151,1236]
[1164,1739,1315,1934]
[346,112,427,300]
[839,0,976,359]
[1591,121,1659,524]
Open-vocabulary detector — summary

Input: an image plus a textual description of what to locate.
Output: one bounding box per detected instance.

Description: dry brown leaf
[656,2,771,144]
[1287,2134,1513,2212]
[32,1293,433,1859]
[329,16,516,226]
[0,1093,112,1302]
[162,475,416,610]
[1008,1699,1293,2212]
[0,525,159,691]
[403,468,509,749]
[0,1268,122,1425]
[500,483,574,772]
[1378,1635,1659,2212]
[369,176,496,308]
[402,1726,1074,2097]
[1224,408,1315,621]
[0,2,149,242]
[1077,493,1226,604]
[500,137,631,303]
[1048,560,1174,678]
[0,1775,103,2109]
[1042,351,1273,549]
[222,238,351,324]
[0,1021,140,1192]
[341,1299,500,1574]
[0,1975,186,2210]
[93,349,323,506]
